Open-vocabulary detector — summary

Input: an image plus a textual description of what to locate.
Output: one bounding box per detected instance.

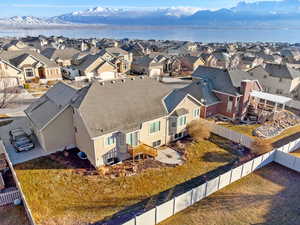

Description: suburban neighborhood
[1,35,300,225]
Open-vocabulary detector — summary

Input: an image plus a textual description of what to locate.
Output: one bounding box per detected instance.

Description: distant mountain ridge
[1,0,300,27]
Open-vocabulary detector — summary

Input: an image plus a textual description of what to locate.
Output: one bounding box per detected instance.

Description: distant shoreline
[1,24,300,31]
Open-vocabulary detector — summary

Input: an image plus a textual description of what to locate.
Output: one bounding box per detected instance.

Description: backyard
[221,122,300,144]
[160,163,300,225]
[0,205,30,225]
[14,136,238,225]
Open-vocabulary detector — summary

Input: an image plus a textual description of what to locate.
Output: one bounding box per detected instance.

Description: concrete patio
[155,147,183,165]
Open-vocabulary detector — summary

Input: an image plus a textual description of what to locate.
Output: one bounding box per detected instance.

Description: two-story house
[0,50,62,83]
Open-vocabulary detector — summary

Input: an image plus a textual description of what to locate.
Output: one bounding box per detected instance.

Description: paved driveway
[0,117,48,165]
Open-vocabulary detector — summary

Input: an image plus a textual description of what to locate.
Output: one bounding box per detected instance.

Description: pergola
[250,91,292,112]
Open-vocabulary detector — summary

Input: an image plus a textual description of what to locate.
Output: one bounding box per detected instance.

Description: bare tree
[0,77,18,109]
[250,137,273,155]
[187,119,212,142]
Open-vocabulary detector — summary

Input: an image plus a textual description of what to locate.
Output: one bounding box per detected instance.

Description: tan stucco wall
[41,107,76,153]
[92,131,121,166]
[73,109,96,166]
[167,96,201,142]
[45,68,62,79]
[139,117,168,147]
[0,62,22,80]
[96,62,116,74]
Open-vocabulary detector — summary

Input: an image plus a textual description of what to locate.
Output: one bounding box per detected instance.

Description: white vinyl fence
[0,141,36,225]
[274,151,300,172]
[115,136,300,225]
[210,123,254,149]
[120,150,276,225]
[0,189,21,206]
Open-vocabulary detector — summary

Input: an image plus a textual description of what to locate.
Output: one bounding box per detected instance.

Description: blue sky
[0,0,277,17]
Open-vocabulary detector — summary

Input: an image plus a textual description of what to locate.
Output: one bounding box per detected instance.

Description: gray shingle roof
[75,78,175,138]
[41,48,80,61]
[192,66,241,96]
[25,82,78,129]
[0,50,59,68]
[265,63,300,79]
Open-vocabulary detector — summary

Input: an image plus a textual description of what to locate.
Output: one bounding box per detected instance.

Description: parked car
[15,142,35,152]
[9,128,35,152]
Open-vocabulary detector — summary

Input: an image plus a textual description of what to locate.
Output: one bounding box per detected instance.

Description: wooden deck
[128,144,158,158]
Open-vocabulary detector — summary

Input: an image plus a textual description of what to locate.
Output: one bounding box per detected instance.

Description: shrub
[251,137,273,155]
[23,83,30,89]
[187,120,212,142]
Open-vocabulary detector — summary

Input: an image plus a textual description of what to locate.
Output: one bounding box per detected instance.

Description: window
[279,78,283,82]
[177,116,187,127]
[25,68,34,77]
[193,108,200,118]
[149,121,160,134]
[152,140,161,148]
[105,135,116,146]
[227,96,234,113]
[126,131,139,147]
[175,132,184,140]
[276,89,283,95]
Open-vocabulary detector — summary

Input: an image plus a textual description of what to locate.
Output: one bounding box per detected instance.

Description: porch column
[282,104,286,111]
[274,102,278,112]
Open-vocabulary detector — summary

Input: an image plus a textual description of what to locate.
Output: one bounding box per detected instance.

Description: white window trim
[193,108,200,118]
[149,121,161,135]
[177,115,187,127]
[105,135,116,147]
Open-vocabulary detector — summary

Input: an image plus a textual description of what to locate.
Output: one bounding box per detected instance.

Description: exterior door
[38,67,46,79]
[126,131,139,147]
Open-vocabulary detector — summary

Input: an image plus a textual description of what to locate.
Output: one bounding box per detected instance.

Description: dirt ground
[0,205,30,225]
[160,163,300,225]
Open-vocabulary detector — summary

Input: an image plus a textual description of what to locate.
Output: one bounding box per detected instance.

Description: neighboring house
[41,48,80,67]
[178,56,205,74]
[25,78,202,167]
[2,40,37,52]
[205,52,231,68]
[105,47,133,73]
[0,50,62,82]
[77,54,117,80]
[248,64,300,98]
[0,58,23,87]
[191,66,262,120]
[131,56,164,77]
[99,48,132,74]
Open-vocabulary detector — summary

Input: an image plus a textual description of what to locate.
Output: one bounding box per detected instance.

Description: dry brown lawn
[160,163,300,225]
[221,122,300,144]
[14,138,237,225]
[0,205,30,225]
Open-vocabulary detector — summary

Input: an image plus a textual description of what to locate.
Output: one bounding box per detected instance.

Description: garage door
[99,72,116,80]
[149,69,161,77]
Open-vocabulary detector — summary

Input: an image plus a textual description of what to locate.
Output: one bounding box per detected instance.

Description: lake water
[0,25,300,43]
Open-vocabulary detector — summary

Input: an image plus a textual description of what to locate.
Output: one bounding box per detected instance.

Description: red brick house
[174,66,263,120]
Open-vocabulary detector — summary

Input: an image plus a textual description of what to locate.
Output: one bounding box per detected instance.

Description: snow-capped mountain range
[71,7,202,18]
[1,0,300,27]
[0,16,68,26]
